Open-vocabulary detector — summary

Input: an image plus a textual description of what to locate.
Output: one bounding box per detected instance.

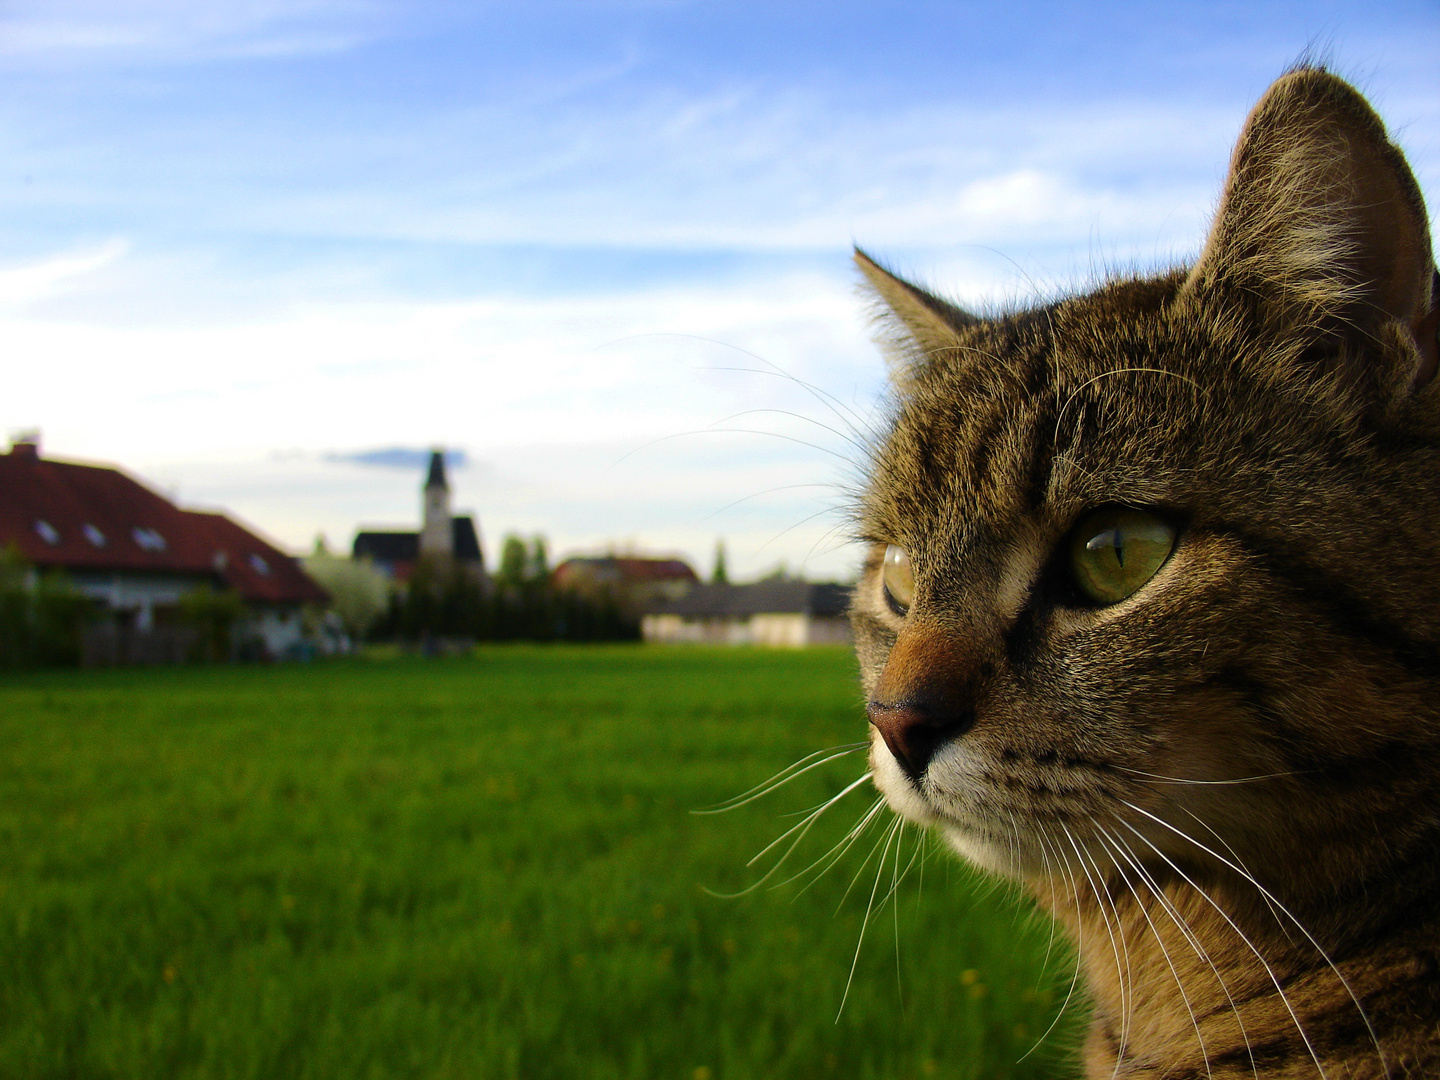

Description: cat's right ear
[1183,69,1437,396]
[855,249,977,384]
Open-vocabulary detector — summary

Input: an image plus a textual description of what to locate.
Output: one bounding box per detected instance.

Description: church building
[352,450,485,583]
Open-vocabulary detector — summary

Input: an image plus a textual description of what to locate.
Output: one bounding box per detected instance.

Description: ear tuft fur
[854,249,977,387]
[1185,69,1434,389]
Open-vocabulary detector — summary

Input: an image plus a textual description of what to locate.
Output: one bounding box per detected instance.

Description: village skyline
[2,1,1435,582]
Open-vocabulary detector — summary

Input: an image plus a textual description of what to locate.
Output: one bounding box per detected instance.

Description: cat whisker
[691,743,869,815]
[699,483,852,523]
[780,794,890,897]
[611,425,856,472]
[1095,825,1260,1080]
[889,823,921,1011]
[1110,817,1327,1080]
[1117,799,1386,1073]
[753,502,853,556]
[838,807,907,913]
[837,815,906,1021]
[1053,365,1204,443]
[1064,821,1215,1080]
[697,355,878,445]
[1016,822,1088,1066]
[705,771,874,899]
[1174,804,1293,943]
[1057,821,1136,1072]
[705,407,872,458]
[1111,765,1301,786]
[595,331,876,444]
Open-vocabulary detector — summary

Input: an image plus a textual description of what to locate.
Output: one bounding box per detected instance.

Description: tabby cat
[851,69,1440,1078]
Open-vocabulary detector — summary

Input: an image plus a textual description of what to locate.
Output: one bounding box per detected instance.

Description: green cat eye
[1069,508,1176,605]
[882,544,914,614]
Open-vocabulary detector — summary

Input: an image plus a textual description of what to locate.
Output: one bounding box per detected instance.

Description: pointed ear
[1185,69,1436,390]
[855,248,977,383]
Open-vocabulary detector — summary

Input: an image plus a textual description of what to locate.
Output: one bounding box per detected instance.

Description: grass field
[0,647,1083,1079]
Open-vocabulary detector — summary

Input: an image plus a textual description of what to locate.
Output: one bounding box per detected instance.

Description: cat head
[852,69,1439,898]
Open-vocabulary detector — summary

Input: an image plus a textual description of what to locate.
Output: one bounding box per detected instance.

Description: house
[642,580,852,647]
[0,435,328,660]
[552,555,698,613]
[352,450,485,583]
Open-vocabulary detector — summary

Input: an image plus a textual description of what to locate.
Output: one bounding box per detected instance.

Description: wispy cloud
[0,0,387,62]
[0,241,127,309]
[325,447,469,471]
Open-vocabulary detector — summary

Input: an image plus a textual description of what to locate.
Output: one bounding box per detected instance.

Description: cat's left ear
[855,248,978,385]
[1185,69,1437,394]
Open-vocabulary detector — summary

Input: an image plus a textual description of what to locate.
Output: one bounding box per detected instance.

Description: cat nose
[867,621,983,780]
[867,698,976,780]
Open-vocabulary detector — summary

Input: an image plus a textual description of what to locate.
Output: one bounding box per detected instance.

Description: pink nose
[866,699,975,780]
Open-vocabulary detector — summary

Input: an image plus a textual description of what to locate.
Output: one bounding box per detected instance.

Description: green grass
[0,647,1083,1079]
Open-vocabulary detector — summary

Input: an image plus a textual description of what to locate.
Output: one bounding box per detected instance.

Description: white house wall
[69,571,210,629]
[642,612,851,648]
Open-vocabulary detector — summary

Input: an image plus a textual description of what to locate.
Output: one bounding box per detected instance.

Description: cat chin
[868,755,938,826]
[939,826,1036,879]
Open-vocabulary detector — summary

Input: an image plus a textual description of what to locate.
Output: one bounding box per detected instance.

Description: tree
[179,586,246,662]
[528,535,550,583]
[496,535,529,590]
[711,539,728,584]
[0,546,91,667]
[302,553,391,639]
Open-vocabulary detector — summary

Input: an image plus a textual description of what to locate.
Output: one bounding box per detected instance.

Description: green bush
[0,546,91,667]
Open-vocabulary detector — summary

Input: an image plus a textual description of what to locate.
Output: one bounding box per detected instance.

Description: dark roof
[649,581,851,618]
[0,444,327,605]
[424,450,448,491]
[452,516,482,563]
[353,531,419,562]
[552,556,698,587]
[353,517,482,564]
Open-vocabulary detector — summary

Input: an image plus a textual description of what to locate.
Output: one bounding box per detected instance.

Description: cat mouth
[870,729,1150,878]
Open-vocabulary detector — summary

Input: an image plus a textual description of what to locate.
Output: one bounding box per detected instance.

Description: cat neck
[1032,860,1440,1078]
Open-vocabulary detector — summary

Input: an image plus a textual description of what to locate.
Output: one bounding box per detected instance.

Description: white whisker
[837,815,905,1021]
[704,771,873,899]
[1065,820,1214,1080]
[1117,799,1385,1073]
[692,743,869,814]
[1095,825,1259,1080]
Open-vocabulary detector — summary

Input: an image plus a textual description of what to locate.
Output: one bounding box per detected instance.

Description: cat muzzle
[866,699,976,780]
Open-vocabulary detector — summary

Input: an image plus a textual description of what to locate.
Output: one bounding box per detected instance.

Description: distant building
[642,580,852,647]
[552,555,698,613]
[352,449,485,583]
[0,434,328,659]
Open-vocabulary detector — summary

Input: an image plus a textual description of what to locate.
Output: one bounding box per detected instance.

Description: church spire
[419,448,453,560]
[424,449,448,492]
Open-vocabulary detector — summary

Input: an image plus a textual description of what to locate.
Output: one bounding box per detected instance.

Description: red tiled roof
[0,445,326,606]
[185,511,329,605]
[552,556,698,587]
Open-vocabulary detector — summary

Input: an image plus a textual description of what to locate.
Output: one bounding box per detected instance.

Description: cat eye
[882,544,914,615]
[1069,508,1176,605]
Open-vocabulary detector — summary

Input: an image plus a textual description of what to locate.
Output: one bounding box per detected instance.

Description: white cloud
[0,241,128,309]
[1,244,884,579]
[0,0,385,61]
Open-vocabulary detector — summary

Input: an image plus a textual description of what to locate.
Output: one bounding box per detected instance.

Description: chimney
[9,430,40,462]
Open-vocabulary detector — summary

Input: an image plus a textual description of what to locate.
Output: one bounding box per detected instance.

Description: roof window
[132,527,167,552]
[34,520,59,545]
[83,523,106,548]
[248,553,271,576]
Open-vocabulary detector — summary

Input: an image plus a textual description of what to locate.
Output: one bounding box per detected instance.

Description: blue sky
[2,1,1436,579]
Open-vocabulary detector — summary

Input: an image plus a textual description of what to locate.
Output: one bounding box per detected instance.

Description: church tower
[419,448,453,560]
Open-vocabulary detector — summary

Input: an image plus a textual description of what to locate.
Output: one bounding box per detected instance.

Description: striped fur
[851,69,1440,1078]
